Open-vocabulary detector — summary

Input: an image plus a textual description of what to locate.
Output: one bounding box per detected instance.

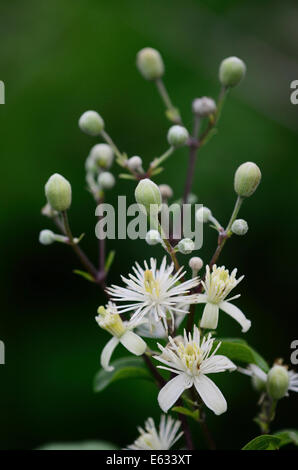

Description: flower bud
[90,143,114,169]
[97,171,115,190]
[159,184,173,200]
[219,56,246,87]
[135,178,162,214]
[234,162,261,198]
[267,365,289,400]
[79,110,104,136]
[192,97,216,117]
[41,203,58,218]
[251,374,266,393]
[127,156,143,172]
[145,230,161,246]
[231,219,249,236]
[167,125,189,147]
[177,238,195,255]
[136,47,164,80]
[196,207,212,223]
[189,256,203,273]
[39,229,56,245]
[45,173,72,212]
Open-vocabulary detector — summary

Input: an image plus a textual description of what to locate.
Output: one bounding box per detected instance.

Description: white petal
[194,374,227,415]
[219,301,251,332]
[201,355,236,375]
[119,330,147,356]
[200,303,219,329]
[195,294,208,304]
[249,364,267,382]
[100,336,119,371]
[158,373,193,413]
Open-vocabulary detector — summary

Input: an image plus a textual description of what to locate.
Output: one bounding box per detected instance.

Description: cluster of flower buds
[80,111,116,197]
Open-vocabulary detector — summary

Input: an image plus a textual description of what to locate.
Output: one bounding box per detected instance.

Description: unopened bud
[79,110,104,136]
[234,162,261,198]
[41,203,58,218]
[192,97,216,117]
[127,156,143,172]
[231,219,248,236]
[136,47,164,81]
[98,171,115,190]
[159,184,173,200]
[267,365,289,400]
[145,230,161,246]
[45,173,72,212]
[90,143,114,169]
[135,178,162,214]
[219,57,246,87]
[177,238,195,255]
[167,125,189,147]
[39,229,56,245]
[189,256,203,273]
[196,207,212,223]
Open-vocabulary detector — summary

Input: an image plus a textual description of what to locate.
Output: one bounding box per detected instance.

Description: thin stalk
[155,78,182,124]
[182,116,200,204]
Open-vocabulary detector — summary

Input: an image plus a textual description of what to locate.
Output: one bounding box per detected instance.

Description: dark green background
[1,0,297,450]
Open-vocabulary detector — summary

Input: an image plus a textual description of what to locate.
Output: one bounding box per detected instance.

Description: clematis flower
[154,327,236,415]
[197,265,251,332]
[95,302,147,371]
[136,304,189,339]
[126,415,183,450]
[106,257,200,331]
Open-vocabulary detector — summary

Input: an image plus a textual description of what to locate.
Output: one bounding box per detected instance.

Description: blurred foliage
[0,0,298,450]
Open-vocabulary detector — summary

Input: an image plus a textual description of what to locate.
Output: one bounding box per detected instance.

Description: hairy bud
[267,365,289,400]
[79,110,104,136]
[219,56,246,87]
[177,238,195,255]
[135,178,162,215]
[98,171,115,190]
[231,219,249,236]
[234,162,261,198]
[192,97,216,117]
[196,207,212,223]
[45,173,72,212]
[167,125,189,147]
[136,47,164,80]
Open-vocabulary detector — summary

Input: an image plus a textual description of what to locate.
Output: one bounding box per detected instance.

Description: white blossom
[154,327,236,415]
[196,265,251,332]
[126,415,183,450]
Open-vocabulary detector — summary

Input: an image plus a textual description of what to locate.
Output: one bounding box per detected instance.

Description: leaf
[73,269,95,283]
[94,357,153,393]
[172,406,199,422]
[151,167,164,176]
[242,435,281,450]
[38,440,117,450]
[105,250,115,274]
[274,429,298,447]
[215,338,269,372]
[119,173,136,180]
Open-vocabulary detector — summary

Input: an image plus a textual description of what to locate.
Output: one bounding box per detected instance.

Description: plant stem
[61,211,99,282]
[183,116,200,204]
[155,78,182,124]
[95,196,107,286]
[142,354,165,388]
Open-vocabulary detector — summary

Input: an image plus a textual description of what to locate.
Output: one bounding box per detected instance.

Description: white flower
[95,302,147,372]
[106,257,200,331]
[154,327,236,415]
[197,265,251,332]
[238,363,298,395]
[136,304,189,339]
[126,415,183,450]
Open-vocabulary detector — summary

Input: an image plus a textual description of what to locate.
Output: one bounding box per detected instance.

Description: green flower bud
[159,184,173,200]
[136,47,164,80]
[219,56,246,87]
[234,162,261,198]
[97,171,115,190]
[127,156,143,172]
[251,374,266,393]
[192,97,216,117]
[177,238,195,255]
[135,178,162,214]
[145,230,161,246]
[79,110,104,136]
[90,143,114,169]
[45,173,72,212]
[167,125,189,147]
[267,365,289,400]
[231,219,249,236]
[196,207,212,223]
[39,229,56,245]
[189,256,203,273]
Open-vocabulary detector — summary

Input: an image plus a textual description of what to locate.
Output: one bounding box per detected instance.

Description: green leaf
[119,173,136,180]
[215,338,269,372]
[172,406,199,422]
[242,435,281,450]
[105,250,115,274]
[38,440,117,450]
[94,356,153,393]
[274,429,298,447]
[151,167,164,176]
[73,269,95,283]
